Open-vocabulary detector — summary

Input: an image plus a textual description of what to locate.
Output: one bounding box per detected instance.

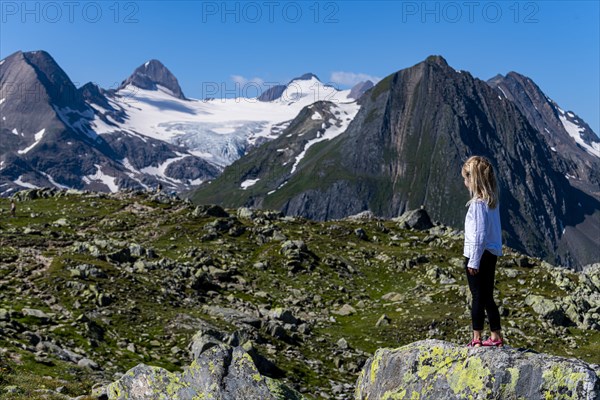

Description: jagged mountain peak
[487,73,505,85]
[289,72,321,83]
[118,59,186,100]
[20,49,57,64]
[486,71,600,160]
[423,55,450,67]
[4,49,60,68]
[79,81,104,96]
[1,50,86,110]
[348,80,374,100]
[258,73,327,102]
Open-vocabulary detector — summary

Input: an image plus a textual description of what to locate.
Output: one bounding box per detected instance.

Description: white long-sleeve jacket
[463,198,503,269]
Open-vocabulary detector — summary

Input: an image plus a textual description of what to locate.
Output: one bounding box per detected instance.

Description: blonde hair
[461,156,499,209]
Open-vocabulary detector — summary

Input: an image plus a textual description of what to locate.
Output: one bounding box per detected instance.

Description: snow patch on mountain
[557,109,600,158]
[140,154,188,182]
[241,178,260,189]
[291,101,360,174]
[18,128,46,154]
[54,106,99,141]
[14,176,39,189]
[84,165,118,192]
[40,171,69,189]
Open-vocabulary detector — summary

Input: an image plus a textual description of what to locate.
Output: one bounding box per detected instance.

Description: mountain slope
[487,72,600,186]
[487,72,600,270]
[0,50,120,193]
[191,56,600,269]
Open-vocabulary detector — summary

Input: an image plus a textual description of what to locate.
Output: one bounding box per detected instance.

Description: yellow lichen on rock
[541,363,589,399]
[381,388,407,399]
[446,356,489,396]
[370,350,383,384]
[506,367,519,394]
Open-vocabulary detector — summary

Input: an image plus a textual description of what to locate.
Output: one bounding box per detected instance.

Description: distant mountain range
[0,50,370,194]
[1,50,598,268]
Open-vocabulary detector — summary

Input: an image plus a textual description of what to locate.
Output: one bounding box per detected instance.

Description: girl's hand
[468,267,479,276]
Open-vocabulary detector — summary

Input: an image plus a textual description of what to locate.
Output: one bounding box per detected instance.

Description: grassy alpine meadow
[0,189,598,399]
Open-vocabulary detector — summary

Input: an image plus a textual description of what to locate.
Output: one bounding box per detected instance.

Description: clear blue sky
[1,1,598,133]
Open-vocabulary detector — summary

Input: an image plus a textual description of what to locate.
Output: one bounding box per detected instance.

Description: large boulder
[393,208,434,230]
[107,344,304,399]
[107,320,295,399]
[355,339,600,400]
[525,294,571,326]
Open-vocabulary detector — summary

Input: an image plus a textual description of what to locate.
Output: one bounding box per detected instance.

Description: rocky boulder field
[0,189,598,399]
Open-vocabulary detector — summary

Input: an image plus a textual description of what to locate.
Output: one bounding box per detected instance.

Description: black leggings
[464,250,501,332]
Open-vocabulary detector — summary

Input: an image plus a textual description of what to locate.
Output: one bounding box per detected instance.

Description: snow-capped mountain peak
[259,72,336,102]
[290,72,321,82]
[118,59,186,100]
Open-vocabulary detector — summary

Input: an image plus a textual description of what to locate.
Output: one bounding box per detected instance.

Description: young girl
[461,156,504,347]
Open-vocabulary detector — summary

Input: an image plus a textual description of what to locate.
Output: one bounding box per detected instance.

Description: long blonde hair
[461,156,499,209]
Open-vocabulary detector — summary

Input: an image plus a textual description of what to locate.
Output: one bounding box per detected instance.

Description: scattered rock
[525,295,570,326]
[269,308,299,325]
[345,211,379,221]
[354,228,368,240]
[78,358,99,370]
[381,292,402,302]
[0,308,10,321]
[337,338,349,350]
[195,204,230,218]
[237,207,255,220]
[332,304,356,316]
[21,308,52,324]
[375,314,391,327]
[393,208,434,230]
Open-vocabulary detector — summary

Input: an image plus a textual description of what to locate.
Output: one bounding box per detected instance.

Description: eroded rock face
[107,344,304,400]
[355,339,600,400]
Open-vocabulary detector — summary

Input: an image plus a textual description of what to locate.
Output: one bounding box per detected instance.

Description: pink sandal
[482,337,504,347]
[466,338,482,347]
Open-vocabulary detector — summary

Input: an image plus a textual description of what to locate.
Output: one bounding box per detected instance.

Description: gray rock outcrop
[107,322,303,400]
[355,339,600,400]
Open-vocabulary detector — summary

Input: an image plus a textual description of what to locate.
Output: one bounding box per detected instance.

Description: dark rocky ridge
[347,80,374,100]
[258,84,287,102]
[486,72,600,269]
[79,82,127,125]
[487,72,600,189]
